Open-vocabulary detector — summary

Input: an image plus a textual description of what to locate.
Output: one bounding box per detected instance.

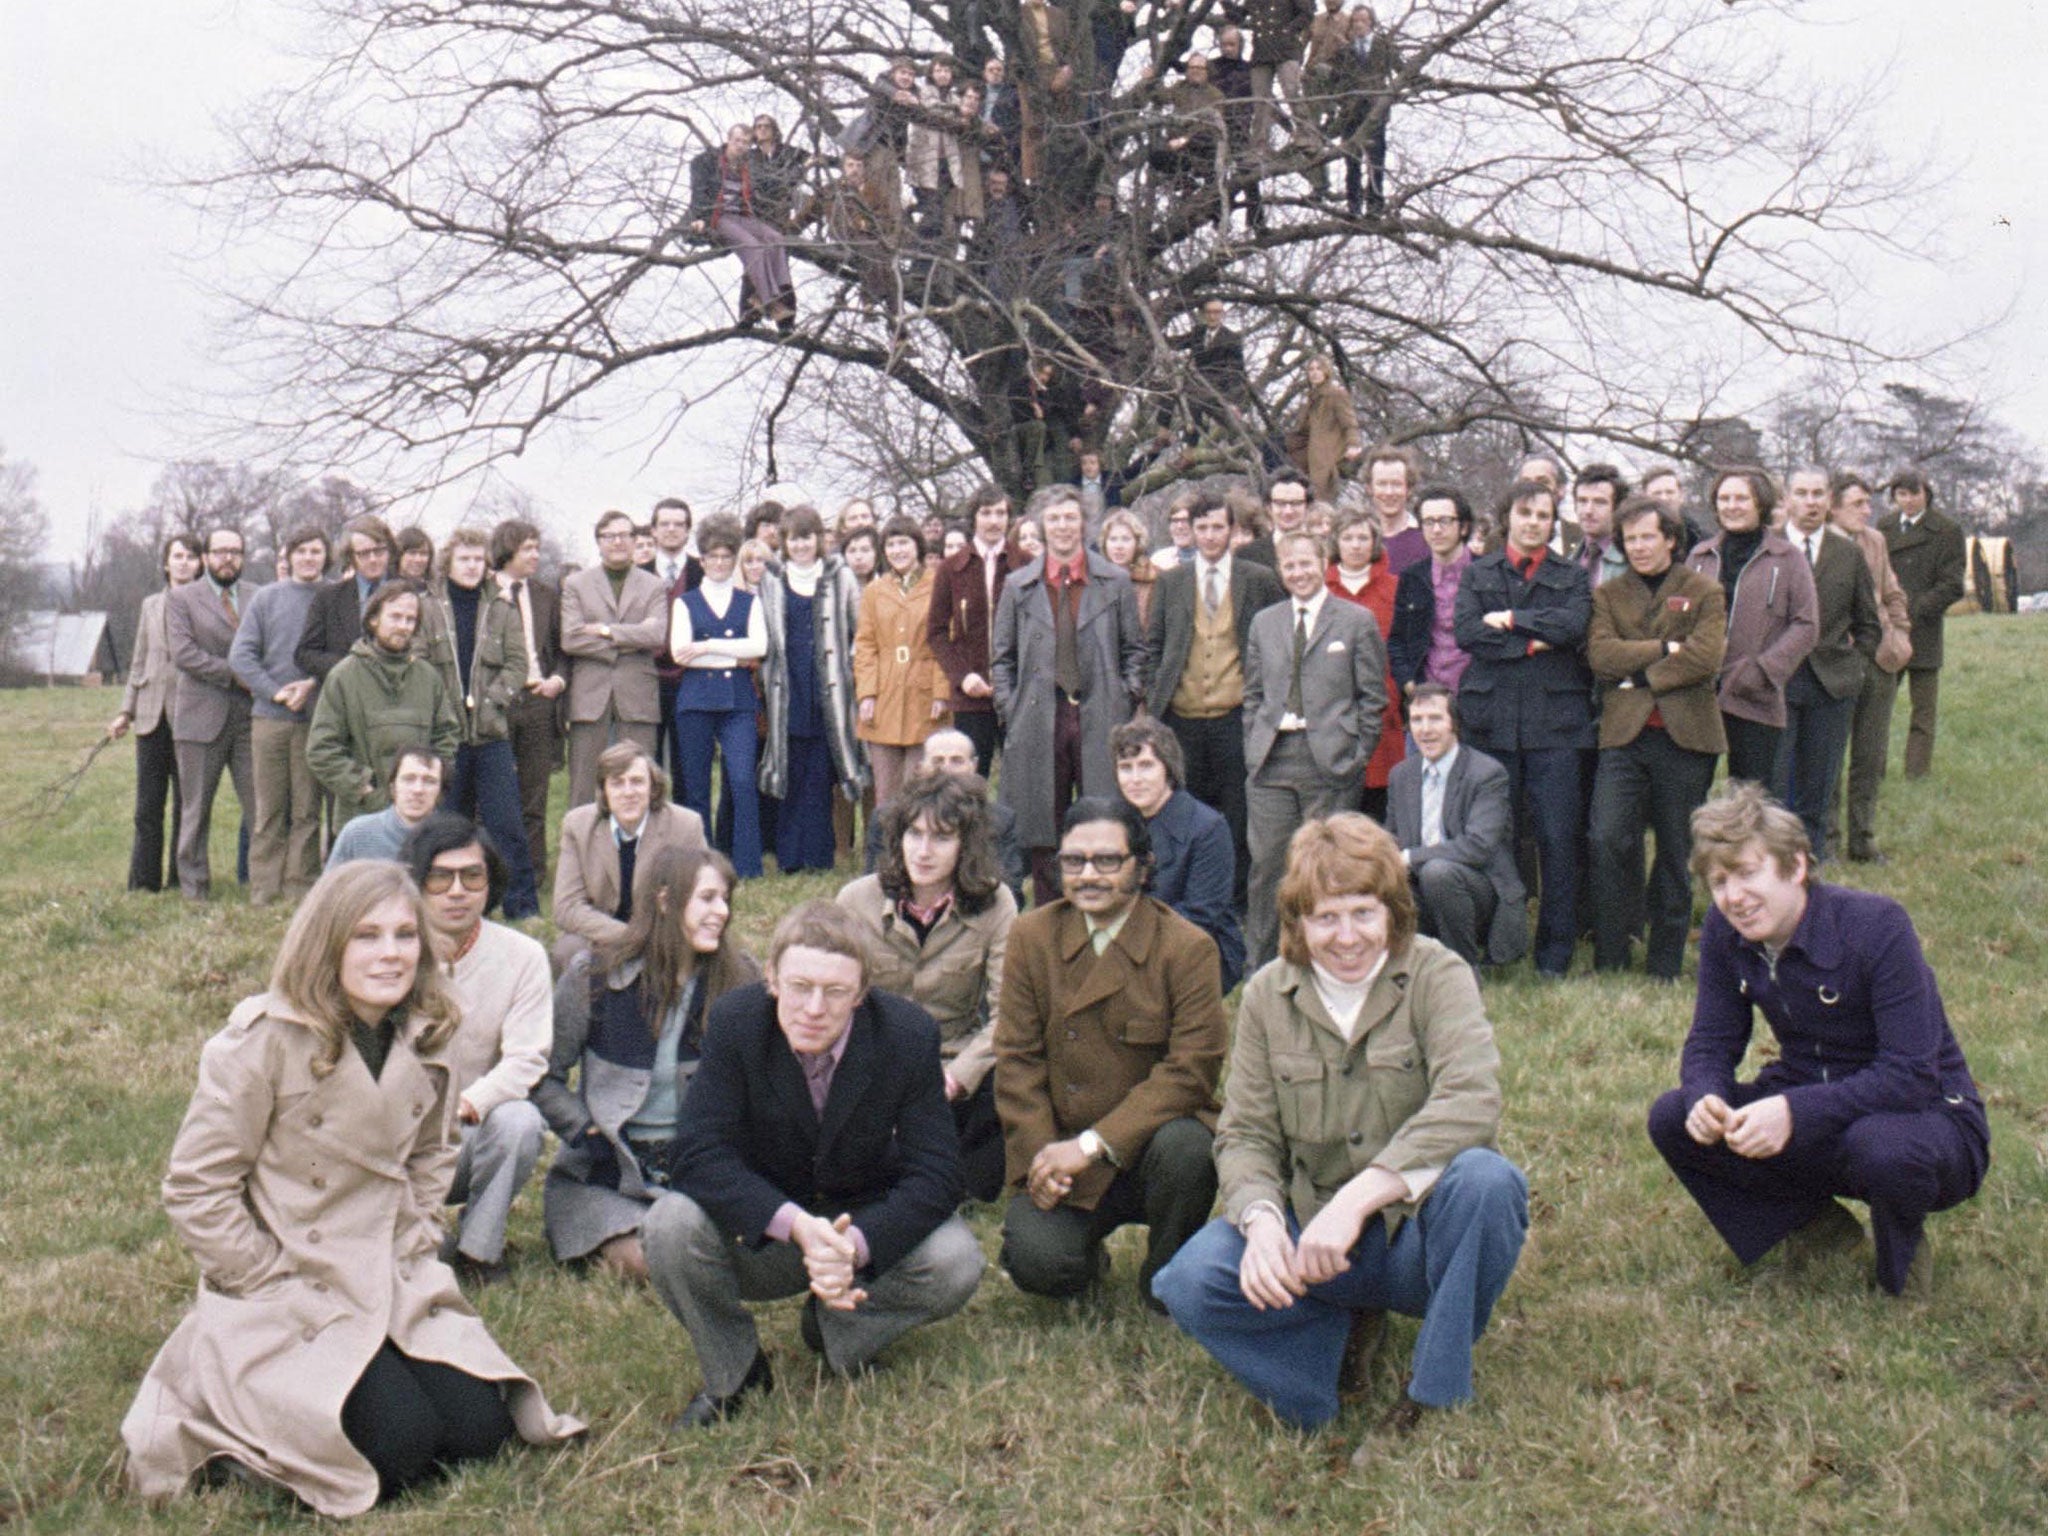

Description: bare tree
[192,0,1932,504]
[0,446,51,658]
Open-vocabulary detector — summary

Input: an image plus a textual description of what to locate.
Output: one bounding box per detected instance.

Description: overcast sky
[3,0,2042,563]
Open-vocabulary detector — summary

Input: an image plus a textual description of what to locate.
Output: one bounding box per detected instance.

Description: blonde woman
[122,862,580,1517]
[1100,509,1159,629]
[854,517,952,806]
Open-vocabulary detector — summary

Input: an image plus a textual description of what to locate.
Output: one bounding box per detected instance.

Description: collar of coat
[1272,950,1413,1045]
[1051,893,1165,964]
[1009,550,1120,593]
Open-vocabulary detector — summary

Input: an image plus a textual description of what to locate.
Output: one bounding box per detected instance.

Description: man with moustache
[996,799,1228,1309]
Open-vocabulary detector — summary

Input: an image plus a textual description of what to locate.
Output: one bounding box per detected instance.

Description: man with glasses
[166,527,258,900]
[994,798,1227,1310]
[562,509,670,807]
[1235,470,1311,570]
[643,900,986,1428]
[296,515,399,683]
[404,813,551,1287]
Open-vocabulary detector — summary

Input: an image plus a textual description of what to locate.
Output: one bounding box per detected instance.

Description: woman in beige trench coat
[122,861,582,1517]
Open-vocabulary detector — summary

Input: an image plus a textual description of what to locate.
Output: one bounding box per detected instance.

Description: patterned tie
[1288,605,1307,716]
[1204,563,1221,615]
[1422,762,1445,847]
[220,583,238,622]
[1806,533,1820,566]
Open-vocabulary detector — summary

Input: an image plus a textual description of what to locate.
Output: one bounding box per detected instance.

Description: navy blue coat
[1683,883,1986,1144]
[1144,789,1245,992]
[1387,558,1438,694]
[1452,549,1595,753]
[671,982,962,1279]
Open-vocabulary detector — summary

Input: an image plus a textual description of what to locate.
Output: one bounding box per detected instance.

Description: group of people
[115,441,1985,1513]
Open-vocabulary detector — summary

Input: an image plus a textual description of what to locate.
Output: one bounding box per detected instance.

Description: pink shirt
[1425,550,1472,691]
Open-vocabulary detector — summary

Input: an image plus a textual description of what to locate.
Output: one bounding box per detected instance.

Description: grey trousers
[642,1195,984,1396]
[568,715,659,808]
[173,702,254,899]
[1412,859,1496,969]
[1902,667,1940,778]
[447,1100,546,1264]
[1246,733,1354,967]
[248,716,321,904]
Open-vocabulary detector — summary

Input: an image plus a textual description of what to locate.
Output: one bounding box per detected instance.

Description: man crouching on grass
[1647,783,1988,1297]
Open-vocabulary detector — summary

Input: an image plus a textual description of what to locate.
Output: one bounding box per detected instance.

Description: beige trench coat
[122,994,582,1518]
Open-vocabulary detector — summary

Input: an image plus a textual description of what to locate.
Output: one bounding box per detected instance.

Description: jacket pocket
[1120,1010,1169,1046]
[1270,1051,1335,1144]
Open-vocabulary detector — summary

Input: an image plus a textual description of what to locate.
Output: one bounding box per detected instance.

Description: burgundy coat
[926,541,1027,713]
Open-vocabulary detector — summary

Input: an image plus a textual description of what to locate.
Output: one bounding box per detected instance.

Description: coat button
[428,1304,441,1318]
[306,1229,322,1244]
[311,1175,327,1189]
[301,1326,317,1342]
[411,1102,424,1117]
[313,1281,329,1293]
[308,1113,323,1128]
[1347,1132,1365,1146]
[1066,1029,1078,1040]
[1340,1063,1354,1077]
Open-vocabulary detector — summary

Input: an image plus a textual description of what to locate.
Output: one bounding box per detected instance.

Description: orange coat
[854,571,951,746]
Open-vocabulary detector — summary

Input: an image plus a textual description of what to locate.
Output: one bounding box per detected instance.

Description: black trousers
[955,708,1000,780]
[999,1116,1216,1309]
[955,1077,1007,1205]
[1590,731,1717,978]
[1164,707,1249,907]
[504,693,561,887]
[656,673,686,803]
[340,1340,514,1502]
[1722,713,1782,787]
[127,723,181,892]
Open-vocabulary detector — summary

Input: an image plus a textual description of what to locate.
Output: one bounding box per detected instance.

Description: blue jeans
[1152,1148,1529,1429]
[450,740,540,918]
[680,707,761,878]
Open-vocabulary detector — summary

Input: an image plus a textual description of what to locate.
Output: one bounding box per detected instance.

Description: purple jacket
[1683,883,1986,1144]
[1684,529,1818,728]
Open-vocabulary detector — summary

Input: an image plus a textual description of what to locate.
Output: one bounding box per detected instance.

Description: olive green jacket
[306,640,464,821]
[420,581,530,745]
[1215,940,1501,1235]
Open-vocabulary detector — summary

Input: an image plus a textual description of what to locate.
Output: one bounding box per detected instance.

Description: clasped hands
[1026,1137,1096,1211]
[1685,1092,1792,1159]
[789,1211,868,1311]
[1237,1166,1409,1311]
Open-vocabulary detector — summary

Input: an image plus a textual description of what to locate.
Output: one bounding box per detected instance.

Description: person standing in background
[110,533,203,892]
[229,524,329,905]
[1875,469,1967,779]
[166,528,257,902]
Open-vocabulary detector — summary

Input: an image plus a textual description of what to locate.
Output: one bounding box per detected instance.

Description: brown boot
[1349,1395,1431,1470]
[1337,1309,1387,1402]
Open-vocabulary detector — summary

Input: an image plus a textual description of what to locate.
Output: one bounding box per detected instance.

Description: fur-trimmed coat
[758,559,870,801]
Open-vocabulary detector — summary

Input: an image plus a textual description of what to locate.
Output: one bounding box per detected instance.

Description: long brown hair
[874,771,1004,915]
[598,843,759,1031]
[268,862,459,1077]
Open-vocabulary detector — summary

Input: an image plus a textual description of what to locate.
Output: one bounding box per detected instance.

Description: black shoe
[451,1253,510,1289]
[1349,1394,1432,1469]
[671,1350,773,1431]
[1337,1309,1387,1402]
[1847,847,1888,865]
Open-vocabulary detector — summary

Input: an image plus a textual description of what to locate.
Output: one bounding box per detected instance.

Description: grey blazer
[559,564,670,725]
[1242,596,1388,781]
[120,591,177,736]
[165,578,251,745]
[1386,745,1529,966]
[1145,555,1285,716]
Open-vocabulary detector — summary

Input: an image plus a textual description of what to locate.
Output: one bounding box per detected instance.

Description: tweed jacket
[1242,593,1388,781]
[991,552,1147,850]
[1585,562,1729,754]
[1213,942,1502,1238]
[121,994,580,1518]
[1843,524,1913,675]
[837,873,1017,1094]
[551,800,709,954]
[1145,554,1284,716]
[121,590,177,736]
[421,580,531,745]
[1791,526,1881,700]
[853,569,952,747]
[927,540,1028,712]
[757,560,870,801]
[165,578,252,745]
[1284,378,1363,501]
[1451,548,1595,754]
[1385,746,1529,966]
[559,564,670,725]
[995,896,1227,1211]
[1875,506,1966,672]
[1684,530,1819,728]
[672,983,963,1279]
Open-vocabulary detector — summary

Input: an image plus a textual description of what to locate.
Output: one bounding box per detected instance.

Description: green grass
[1,617,2045,1532]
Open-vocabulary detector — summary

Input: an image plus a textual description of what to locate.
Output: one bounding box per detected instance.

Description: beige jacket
[1846,523,1913,675]
[853,571,952,747]
[122,994,580,1517]
[836,873,1017,1093]
[551,800,708,955]
[442,920,553,1120]
[121,590,177,736]
[1214,941,1502,1236]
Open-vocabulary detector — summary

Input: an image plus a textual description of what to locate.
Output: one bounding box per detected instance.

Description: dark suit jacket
[671,983,961,1279]
[1877,507,1966,672]
[927,542,1027,713]
[295,576,375,683]
[1236,533,1276,571]
[165,579,252,745]
[520,576,565,683]
[1386,745,1528,966]
[1452,549,1595,753]
[1145,556,1284,716]
[1172,324,1249,404]
[643,558,703,685]
[1388,555,1468,693]
[1144,789,1245,993]
[1795,528,1882,700]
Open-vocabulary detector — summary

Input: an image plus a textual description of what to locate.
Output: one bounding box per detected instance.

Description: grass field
[1,616,2044,1533]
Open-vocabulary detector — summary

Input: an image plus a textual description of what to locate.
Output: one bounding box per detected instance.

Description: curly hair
[874,770,1004,915]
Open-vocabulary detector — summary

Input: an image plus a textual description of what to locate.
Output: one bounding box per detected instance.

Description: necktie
[1288,605,1307,716]
[802,1051,835,1115]
[1806,534,1820,566]
[1053,568,1082,698]
[1422,763,1445,847]
[1204,564,1221,615]
[220,584,238,622]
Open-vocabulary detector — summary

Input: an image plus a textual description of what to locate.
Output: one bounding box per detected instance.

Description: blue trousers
[450,740,539,918]
[1496,746,1581,974]
[1151,1149,1529,1429]
[1648,1084,1988,1294]
[1775,687,1855,861]
[775,733,837,873]
[680,707,761,878]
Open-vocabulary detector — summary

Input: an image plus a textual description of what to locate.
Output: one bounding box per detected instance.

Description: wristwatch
[1077,1129,1113,1166]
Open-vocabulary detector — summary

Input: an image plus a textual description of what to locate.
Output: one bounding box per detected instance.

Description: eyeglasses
[421,864,489,894]
[780,979,860,1007]
[1058,852,1131,875]
[1269,496,1307,508]
[1418,515,1461,529]
[596,530,634,544]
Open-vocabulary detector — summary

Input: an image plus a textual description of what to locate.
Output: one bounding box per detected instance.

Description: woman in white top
[670,513,769,877]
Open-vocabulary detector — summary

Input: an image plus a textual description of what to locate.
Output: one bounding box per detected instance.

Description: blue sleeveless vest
[675,587,757,714]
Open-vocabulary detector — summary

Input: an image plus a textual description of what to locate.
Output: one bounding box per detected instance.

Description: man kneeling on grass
[643,900,985,1430]
[1647,783,1989,1297]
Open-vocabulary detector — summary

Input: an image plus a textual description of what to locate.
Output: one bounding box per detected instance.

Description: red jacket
[1327,562,1406,789]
